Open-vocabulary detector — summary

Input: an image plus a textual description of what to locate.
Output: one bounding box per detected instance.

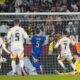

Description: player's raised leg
[57,55,68,72]
[32,53,43,74]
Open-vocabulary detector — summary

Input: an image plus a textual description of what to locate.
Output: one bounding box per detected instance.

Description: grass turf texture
[0,75,80,80]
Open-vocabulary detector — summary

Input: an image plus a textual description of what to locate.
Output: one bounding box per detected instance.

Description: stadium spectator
[0,22,9,35]
[66,21,78,37]
[76,42,80,55]
[0,0,80,12]
[15,0,24,12]
[76,0,80,11]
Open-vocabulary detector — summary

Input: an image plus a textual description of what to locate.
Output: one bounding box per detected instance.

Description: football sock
[20,59,25,75]
[70,63,76,71]
[58,60,66,69]
[11,60,16,74]
[40,65,43,74]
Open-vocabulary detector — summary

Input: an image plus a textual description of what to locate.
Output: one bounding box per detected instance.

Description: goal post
[0,12,80,75]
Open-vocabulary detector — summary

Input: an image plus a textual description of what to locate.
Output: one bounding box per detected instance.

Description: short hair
[36,28,40,34]
[62,31,67,35]
[14,19,20,24]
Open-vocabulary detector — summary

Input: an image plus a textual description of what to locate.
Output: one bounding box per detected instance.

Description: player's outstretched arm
[22,29,31,44]
[69,37,76,45]
[2,43,10,55]
[54,40,60,48]
[26,36,31,44]
[7,29,12,43]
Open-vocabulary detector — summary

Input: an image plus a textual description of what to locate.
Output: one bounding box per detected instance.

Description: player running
[7,19,29,75]
[0,35,10,69]
[54,31,78,74]
[30,28,46,74]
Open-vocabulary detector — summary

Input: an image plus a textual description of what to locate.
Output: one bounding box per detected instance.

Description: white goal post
[0,12,80,15]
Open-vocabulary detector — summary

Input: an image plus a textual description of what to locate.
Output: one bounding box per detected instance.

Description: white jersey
[60,37,71,52]
[55,36,76,60]
[7,26,29,51]
[55,37,75,53]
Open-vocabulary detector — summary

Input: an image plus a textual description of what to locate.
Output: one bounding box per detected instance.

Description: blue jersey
[31,35,45,54]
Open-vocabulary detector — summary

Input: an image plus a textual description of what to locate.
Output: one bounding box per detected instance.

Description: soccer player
[7,56,37,75]
[7,19,29,75]
[0,35,10,69]
[54,31,78,73]
[30,28,45,74]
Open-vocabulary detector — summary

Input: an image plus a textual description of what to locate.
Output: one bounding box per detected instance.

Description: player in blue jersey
[30,28,46,74]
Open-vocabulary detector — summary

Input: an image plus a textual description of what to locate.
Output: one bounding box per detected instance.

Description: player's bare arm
[22,29,30,44]
[54,40,60,48]
[2,39,10,54]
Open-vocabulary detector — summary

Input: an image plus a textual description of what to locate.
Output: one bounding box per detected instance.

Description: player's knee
[32,57,38,62]
[11,58,16,61]
[68,60,72,64]
[57,57,64,61]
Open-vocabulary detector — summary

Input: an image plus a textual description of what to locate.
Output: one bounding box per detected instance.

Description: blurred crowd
[0,15,80,43]
[0,0,80,12]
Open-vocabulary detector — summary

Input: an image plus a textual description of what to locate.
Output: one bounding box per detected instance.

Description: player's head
[35,28,40,34]
[62,31,67,36]
[14,19,20,25]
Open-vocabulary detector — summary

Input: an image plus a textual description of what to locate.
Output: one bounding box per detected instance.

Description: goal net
[0,13,80,75]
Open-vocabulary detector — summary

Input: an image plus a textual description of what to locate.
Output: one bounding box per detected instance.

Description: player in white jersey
[54,31,78,73]
[0,36,10,69]
[7,19,29,75]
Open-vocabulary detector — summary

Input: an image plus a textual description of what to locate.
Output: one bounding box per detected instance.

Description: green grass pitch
[0,75,80,80]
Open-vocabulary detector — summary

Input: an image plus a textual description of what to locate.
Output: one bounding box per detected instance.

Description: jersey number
[36,41,40,48]
[15,33,19,41]
[64,43,67,50]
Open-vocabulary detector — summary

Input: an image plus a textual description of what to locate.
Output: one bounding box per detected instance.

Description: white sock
[58,60,65,69]
[40,65,43,73]
[70,63,76,71]
[40,65,43,71]
[11,60,16,74]
[20,60,25,74]
[20,60,24,68]
[0,64,1,69]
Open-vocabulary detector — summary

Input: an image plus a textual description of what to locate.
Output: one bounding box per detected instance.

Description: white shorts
[11,49,24,59]
[58,51,73,61]
[10,42,24,59]
[11,42,24,51]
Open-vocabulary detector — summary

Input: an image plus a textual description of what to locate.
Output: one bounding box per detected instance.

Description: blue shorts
[32,52,40,59]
